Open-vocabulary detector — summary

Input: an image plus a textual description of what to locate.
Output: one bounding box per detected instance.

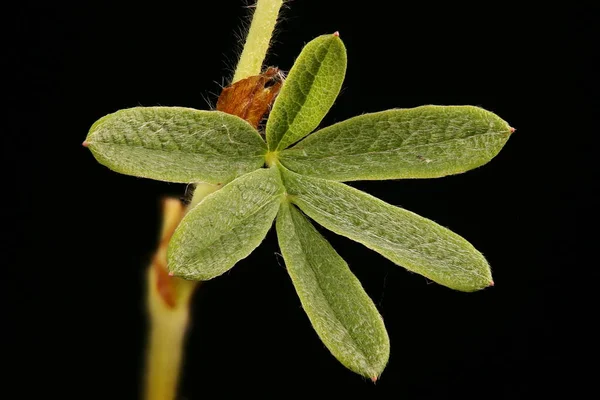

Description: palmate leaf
[280,166,492,292]
[277,201,389,379]
[79,19,516,383]
[85,107,267,184]
[280,105,512,181]
[167,167,284,280]
[266,33,347,151]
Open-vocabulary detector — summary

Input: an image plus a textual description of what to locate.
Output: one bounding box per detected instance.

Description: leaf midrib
[92,140,267,160]
[283,129,505,161]
[275,38,335,150]
[185,192,282,271]
[294,190,488,282]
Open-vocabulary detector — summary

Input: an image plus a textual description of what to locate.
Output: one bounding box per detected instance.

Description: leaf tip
[489,280,495,287]
[82,140,89,148]
[333,31,340,37]
[168,271,175,277]
[371,376,378,384]
[509,127,516,134]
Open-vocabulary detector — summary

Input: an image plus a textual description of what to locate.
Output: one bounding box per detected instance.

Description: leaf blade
[167,167,284,280]
[86,107,267,184]
[280,166,492,292]
[266,33,347,151]
[277,201,389,379]
[280,105,512,181]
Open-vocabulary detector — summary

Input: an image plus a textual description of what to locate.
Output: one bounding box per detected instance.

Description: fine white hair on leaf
[279,165,493,292]
[279,105,512,182]
[276,200,389,379]
[85,107,267,184]
[168,167,285,280]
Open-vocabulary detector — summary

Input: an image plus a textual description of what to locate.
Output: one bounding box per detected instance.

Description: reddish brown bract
[216,67,283,128]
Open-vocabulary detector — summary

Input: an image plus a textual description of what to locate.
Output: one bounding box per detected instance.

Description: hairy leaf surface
[277,201,389,378]
[280,167,492,292]
[266,34,346,151]
[86,107,266,184]
[168,168,284,280]
[280,106,512,181]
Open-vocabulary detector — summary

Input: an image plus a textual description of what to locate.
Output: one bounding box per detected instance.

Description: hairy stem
[231,0,284,84]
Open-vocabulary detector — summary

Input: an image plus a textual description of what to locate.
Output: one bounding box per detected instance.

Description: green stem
[189,182,221,209]
[231,0,284,83]
[144,266,196,400]
[144,199,196,400]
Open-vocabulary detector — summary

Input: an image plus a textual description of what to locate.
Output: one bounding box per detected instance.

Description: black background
[4,1,592,398]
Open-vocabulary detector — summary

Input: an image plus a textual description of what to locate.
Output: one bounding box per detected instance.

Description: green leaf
[85,107,267,184]
[280,166,493,292]
[276,201,389,379]
[279,105,512,181]
[167,167,284,280]
[266,33,347,151]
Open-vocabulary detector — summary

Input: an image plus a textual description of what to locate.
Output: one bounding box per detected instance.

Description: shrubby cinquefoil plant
[84,33,513,380]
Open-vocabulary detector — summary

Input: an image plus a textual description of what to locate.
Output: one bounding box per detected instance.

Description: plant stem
[189,182,221,211]
[231,0,284,84]
[144,199,196,400]
[144,2,285,399]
